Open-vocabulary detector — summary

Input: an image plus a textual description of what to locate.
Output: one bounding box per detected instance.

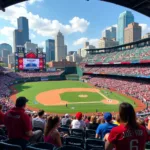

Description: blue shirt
[96,122,117,139]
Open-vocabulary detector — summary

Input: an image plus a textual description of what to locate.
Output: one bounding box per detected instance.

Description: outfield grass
[14,81,135,113]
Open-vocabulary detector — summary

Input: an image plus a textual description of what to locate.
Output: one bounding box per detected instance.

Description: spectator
[71,112,86,129]
[87,115,99,130]
[61,114,71,126]
[96,112,117,139]
[85,116,91,126]
[96,118,101,124]
[4,97,42,149]
[4,97,33,149]
[0,104,4,125]
[32,110,46,132]
[113,114,120,125]
[44,116,62,148]
[105,102,148,150]
[137,118,146,128]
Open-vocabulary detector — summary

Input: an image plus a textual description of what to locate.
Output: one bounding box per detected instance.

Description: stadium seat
[85,139,105,150]
[56,145,84,150]
[0,128,5,136]
[0,135,7,141]
[26,146,46,150]
[30,142,54,149]
[145,142,150,150]
[91,149,104,150]
[58,127,70,136]
[65,137,84,148]
[4,139,29,150]
[85,129,96,139]
[33,127,44,132]
[70,129,85,139]
[0,141,22,150]
[61,125,69,128]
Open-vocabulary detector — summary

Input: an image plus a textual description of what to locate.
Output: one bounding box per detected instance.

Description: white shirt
[71,119,86,129]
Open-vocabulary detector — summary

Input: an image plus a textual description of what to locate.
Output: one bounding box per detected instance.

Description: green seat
[145,143,150,150]
[85,138,104,150]
[56,145,84,150]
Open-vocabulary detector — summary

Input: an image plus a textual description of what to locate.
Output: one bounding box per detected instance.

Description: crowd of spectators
[88,77,150,102]
[82,46,150,64]
[84,66,150,77]
[0,97,149,150]
[5,71,64,79]
[0,66,65,114]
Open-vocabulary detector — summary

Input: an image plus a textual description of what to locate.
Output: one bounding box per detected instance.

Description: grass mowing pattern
[60,92,103,102]
[14,81,135,113]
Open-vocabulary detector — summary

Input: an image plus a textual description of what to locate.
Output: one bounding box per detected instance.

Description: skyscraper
[84,42,89,48]
[117,11,134,45]
[13,17,30,52]
[55,31,66,61]
[64,45,67,57]
[46,39,55,62]
[98,37,119,48]
[124,22,141,44]
[102,27,116,40]
[0,43,12,64]
[17,17,30,43]
[0,43,12,57]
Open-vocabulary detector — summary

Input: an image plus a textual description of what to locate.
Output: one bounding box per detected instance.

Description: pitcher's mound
[78,95,88,98]
[101,99,119,105]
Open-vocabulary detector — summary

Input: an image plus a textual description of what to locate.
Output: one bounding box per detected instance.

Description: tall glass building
[117,11,134,45]
[17,17,30,43]
[13,17,30,52]
[46,39,55,62]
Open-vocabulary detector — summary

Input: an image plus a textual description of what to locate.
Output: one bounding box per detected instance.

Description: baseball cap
[104,112,112,122]
[16,97,29,107]
[65,114,69,117]
[76,112,82,120]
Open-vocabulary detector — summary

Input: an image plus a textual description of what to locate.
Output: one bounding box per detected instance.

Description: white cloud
[73,37,88,46]
[103,24,117,31]
[139,23,150,36]
[16,0,43,7]
[30,33,36,39]
[0,27,15,37]
[28,0,44,5]
[73,37,99,48]
[69,17,90,33]
[0,5,89,38]
[0,27,15,45]
[89,39,99,48]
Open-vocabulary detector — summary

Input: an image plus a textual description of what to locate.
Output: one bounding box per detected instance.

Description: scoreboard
[15,46,46,72]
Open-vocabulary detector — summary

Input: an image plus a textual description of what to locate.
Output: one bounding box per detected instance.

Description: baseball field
[10,81,145,114]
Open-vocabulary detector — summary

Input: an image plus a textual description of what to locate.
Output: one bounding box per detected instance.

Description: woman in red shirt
[105,102,148,150]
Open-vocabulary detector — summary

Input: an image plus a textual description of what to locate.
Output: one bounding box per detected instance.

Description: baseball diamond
[10,81,145,114]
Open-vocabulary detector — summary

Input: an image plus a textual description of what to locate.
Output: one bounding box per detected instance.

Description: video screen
[23,58,39,69]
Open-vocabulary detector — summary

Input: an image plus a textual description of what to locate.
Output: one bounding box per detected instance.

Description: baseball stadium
[1,0,150,150]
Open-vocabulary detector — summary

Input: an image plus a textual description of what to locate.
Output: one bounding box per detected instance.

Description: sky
[0,0,150,52]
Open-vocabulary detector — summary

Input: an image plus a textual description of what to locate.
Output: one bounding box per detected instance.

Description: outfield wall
[65,74,79,80]
[76,66,83,77]
[9,75,65,85]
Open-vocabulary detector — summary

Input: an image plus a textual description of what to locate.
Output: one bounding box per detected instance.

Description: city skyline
[0,0,150,52]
